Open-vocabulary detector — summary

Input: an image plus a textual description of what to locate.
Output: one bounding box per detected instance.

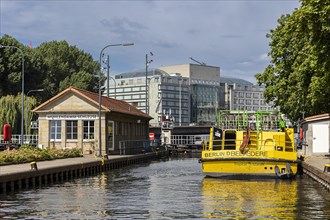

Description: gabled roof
[33,86,152,119]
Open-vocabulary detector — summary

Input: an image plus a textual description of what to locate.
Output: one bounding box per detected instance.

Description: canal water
[1,158,329,219]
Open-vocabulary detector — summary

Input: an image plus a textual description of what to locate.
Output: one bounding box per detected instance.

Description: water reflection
[0,158,329,219]
[202,178,298,219]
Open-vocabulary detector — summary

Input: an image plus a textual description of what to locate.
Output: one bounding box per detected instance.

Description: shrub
[0,146,82,165]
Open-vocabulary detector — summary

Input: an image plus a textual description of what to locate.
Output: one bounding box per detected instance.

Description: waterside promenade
[0,151,168,194]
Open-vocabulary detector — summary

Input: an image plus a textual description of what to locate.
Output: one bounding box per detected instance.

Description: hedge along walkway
[0,147,82,165]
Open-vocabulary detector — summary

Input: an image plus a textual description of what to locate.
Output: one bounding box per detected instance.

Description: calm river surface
[1,158,330,219]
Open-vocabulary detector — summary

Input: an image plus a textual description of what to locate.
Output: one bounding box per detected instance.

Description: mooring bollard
[30,161,38,170]
[324,164,330,173]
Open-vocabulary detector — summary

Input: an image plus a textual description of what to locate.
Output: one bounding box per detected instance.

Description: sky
[0,0,300,83]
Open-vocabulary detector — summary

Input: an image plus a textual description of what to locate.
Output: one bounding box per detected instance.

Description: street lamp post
[0,45,24,145]
[102,55,117,99]
[98,43,134,156]
[26,89,44,136]
[108,76,117,99]
[145,52,153,114]
[104,55,111,98]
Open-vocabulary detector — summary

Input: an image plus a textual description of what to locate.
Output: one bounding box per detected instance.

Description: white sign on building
[46,114,97,120]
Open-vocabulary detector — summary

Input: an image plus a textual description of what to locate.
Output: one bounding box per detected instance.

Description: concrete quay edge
[0,152,166,185]
[302,155,330,190]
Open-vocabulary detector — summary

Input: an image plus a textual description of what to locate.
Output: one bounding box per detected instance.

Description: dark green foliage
[0,35,102,133]
[256,0,330,121]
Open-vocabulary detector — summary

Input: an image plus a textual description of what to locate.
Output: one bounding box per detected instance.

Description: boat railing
[205,137,294,152]
[217,110,282,131]
[212,139,222,150]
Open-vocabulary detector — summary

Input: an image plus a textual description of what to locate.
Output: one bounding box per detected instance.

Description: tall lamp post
[145,52,153,114]
[103,55,111,98]
[0,45,24,145]
[108,76,117,98]
[98,43,134,156]
[102,55,118,99]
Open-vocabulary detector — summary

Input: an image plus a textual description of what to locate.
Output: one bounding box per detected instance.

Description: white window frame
[83,120,95,141]
[50,120,61,141]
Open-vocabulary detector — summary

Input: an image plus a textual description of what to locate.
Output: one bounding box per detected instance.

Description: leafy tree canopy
[256,0,330,121]
[0,35,102,133]
[0,34,101,102]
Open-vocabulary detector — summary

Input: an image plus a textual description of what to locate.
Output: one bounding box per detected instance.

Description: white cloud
[0,0,300,81]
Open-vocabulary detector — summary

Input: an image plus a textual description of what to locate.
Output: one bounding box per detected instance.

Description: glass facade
[219,77,279,112]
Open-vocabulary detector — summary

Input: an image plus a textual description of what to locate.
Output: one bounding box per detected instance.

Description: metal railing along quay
[0,135,38,149]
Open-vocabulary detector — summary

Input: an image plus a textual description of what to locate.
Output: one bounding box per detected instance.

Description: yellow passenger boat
[200,111,300,179]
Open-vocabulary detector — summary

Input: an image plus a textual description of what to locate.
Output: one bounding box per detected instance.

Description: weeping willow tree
[0,94,38,134]
[0,95,20,134]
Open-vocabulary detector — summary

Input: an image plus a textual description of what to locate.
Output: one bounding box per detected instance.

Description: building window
[50,120,61,141]
[83,121,94,140]
[66,120,78,140]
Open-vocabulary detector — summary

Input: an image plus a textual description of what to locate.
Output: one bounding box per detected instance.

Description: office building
[219,76,278,111]
[105,64,221,126]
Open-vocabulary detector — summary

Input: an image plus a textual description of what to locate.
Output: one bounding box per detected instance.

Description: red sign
[149,132,155,141]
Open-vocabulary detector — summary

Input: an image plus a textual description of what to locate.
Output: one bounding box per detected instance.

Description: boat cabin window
[224,131,236,150]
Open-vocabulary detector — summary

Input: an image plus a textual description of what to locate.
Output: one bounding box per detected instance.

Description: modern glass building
[103,65,276,127]
[104,64,221,126]
[219,76,279,111]
[104,69,190,127]
[159,64,221,126]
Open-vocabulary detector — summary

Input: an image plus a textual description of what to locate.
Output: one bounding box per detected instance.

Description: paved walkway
[0,155,124,177]
[303,155,330,173]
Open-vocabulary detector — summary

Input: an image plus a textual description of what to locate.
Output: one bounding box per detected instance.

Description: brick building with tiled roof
[33,87,152,155]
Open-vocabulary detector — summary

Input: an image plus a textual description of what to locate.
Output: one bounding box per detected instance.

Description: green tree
[0,94,38,134]
[0,95,20,134]
[256,0,330,121]
[34,40,100,100]
[59,70,96,91]
[0,35,32,97]
[1,35,102,134]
